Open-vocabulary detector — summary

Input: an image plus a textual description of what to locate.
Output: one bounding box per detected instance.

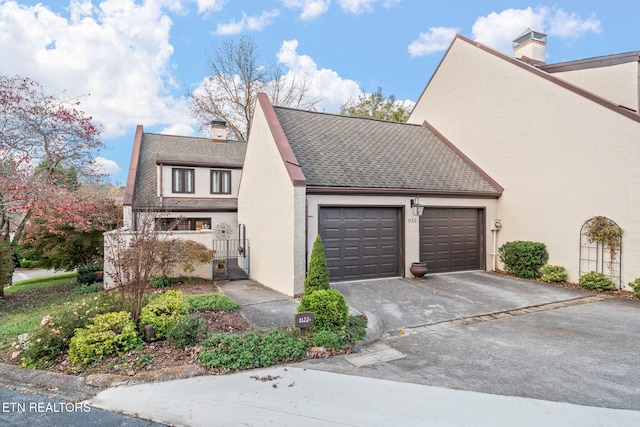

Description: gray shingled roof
[273,107,501,193]
[132,133,246,209]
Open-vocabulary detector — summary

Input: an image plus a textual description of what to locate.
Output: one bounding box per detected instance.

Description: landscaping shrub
[199,328,306,372]
[187,293,239,312]
[297,289,349,331]
[149,275,177,289]
[304,235,330,295]
[73,282,104,295]
[77,263,104,284]
[20,294,114,368]
[498,241,549,279]
[166,313,209,348]
[308,330,341,349]
[68,311,139,365]
[628,278,640,297]
[579,271,614,291]
[540,265,568,283]
[139,290,190,340]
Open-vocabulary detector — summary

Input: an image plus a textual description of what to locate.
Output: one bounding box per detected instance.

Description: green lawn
[0,273,89,345]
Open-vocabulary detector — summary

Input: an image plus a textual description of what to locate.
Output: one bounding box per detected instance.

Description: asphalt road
[0,387,165,427]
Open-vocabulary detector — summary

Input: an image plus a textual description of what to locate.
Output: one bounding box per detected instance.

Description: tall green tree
[304,235,330,295]
[340,87,410,122]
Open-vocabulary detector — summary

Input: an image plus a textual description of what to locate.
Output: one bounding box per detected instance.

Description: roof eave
[123,125,143,206]
[306,186,502,199]
[257,93,307,187]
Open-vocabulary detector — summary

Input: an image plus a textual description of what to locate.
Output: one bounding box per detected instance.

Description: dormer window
[172,168,194,193]
[211,170,231,194]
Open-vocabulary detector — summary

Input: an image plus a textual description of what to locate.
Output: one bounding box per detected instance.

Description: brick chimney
[513,28,547,65]
[210,119,227,141]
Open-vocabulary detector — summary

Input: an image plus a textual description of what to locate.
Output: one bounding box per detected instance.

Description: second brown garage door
[420,208,483,273]
[319,207,401,282]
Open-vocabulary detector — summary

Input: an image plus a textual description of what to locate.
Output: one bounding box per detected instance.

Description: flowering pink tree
[0,74,102,296]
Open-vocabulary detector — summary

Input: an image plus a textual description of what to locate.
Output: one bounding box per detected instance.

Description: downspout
[158,162,164,206]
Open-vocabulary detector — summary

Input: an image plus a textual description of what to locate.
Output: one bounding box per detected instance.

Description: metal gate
[213,238,249,281]
[579,217,621,289]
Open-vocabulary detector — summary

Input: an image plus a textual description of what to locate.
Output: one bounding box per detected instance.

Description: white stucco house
[408,30,640,288]
[238,93,503,296]
[107,123,247,287]
[113,29,639,295]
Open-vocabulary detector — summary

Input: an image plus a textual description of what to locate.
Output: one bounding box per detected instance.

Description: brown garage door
[420,208,483,273]
[319,207,401,282]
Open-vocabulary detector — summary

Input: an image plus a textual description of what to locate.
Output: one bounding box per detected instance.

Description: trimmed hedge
[297,289,349,331]
[498,241,549,279]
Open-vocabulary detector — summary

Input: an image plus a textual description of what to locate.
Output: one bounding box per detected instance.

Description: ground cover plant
[1,274,368,378]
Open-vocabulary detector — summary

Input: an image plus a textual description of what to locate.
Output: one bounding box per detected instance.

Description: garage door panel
[420,208,483,274]
[320,207,401,282]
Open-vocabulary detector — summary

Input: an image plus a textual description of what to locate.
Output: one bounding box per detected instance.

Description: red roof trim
[123,125,143,206]
[257,93,307,187]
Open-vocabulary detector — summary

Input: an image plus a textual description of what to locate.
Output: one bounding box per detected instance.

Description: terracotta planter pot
[410,262,428,278]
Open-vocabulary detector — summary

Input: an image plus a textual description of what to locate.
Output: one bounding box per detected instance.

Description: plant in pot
[216,258,226,274]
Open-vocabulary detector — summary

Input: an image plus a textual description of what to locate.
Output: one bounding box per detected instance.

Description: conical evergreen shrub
[304,235,330,295]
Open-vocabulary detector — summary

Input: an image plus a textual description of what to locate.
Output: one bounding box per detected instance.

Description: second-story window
[172,168,194,193]
[211,170,231,194]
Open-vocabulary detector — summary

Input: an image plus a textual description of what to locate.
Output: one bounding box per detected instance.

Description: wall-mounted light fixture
[411,196,425,216]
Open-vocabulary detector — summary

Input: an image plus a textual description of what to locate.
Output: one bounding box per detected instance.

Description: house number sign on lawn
[295,312,314,336]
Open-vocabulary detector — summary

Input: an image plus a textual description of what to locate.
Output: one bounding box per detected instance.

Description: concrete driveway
[298,272,640,411]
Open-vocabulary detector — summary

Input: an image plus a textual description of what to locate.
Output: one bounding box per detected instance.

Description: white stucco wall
[549,61,639,113]
[409,37,640,287]
[103,230,215,290]
[306,194,499,278]
[238,103,304,296]
[159,166,241,199]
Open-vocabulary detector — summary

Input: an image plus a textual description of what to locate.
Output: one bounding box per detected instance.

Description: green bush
[579,271,614,291]
[20,294,114,368]
[77,263,104,284]
[498,241,549,279]
[139,290,190,340]
[187,293,239,312]
[308,330,341,349]
[297,289,349,331]
[166,313,209,348]
[149,275,177,289]
[628,278,640,297]
[539,265,568,283]
[199,328,306,372]
[304,235,330,295]
[19,260,33,269]
[68,311,139,365]
[73,282,104,295]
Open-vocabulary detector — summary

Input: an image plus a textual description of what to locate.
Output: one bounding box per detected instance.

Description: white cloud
[0,0,195,138]
[94,156,122,175]
[281,0,330,21]
[407,27,459,57]
[196,0,226,15]
[159,123,197,136]
[548,9,601,39]
[472,7,601,54]
[275,39,362,112]
[215,9,280,35]
[337,0,375,14]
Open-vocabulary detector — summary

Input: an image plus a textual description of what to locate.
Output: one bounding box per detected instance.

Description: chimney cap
[513,28,547,45]
[211,119,227,127]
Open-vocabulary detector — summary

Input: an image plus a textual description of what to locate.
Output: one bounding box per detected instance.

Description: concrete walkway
[87,366,640,427]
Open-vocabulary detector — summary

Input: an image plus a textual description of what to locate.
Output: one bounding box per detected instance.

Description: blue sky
[1,0,638,185]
